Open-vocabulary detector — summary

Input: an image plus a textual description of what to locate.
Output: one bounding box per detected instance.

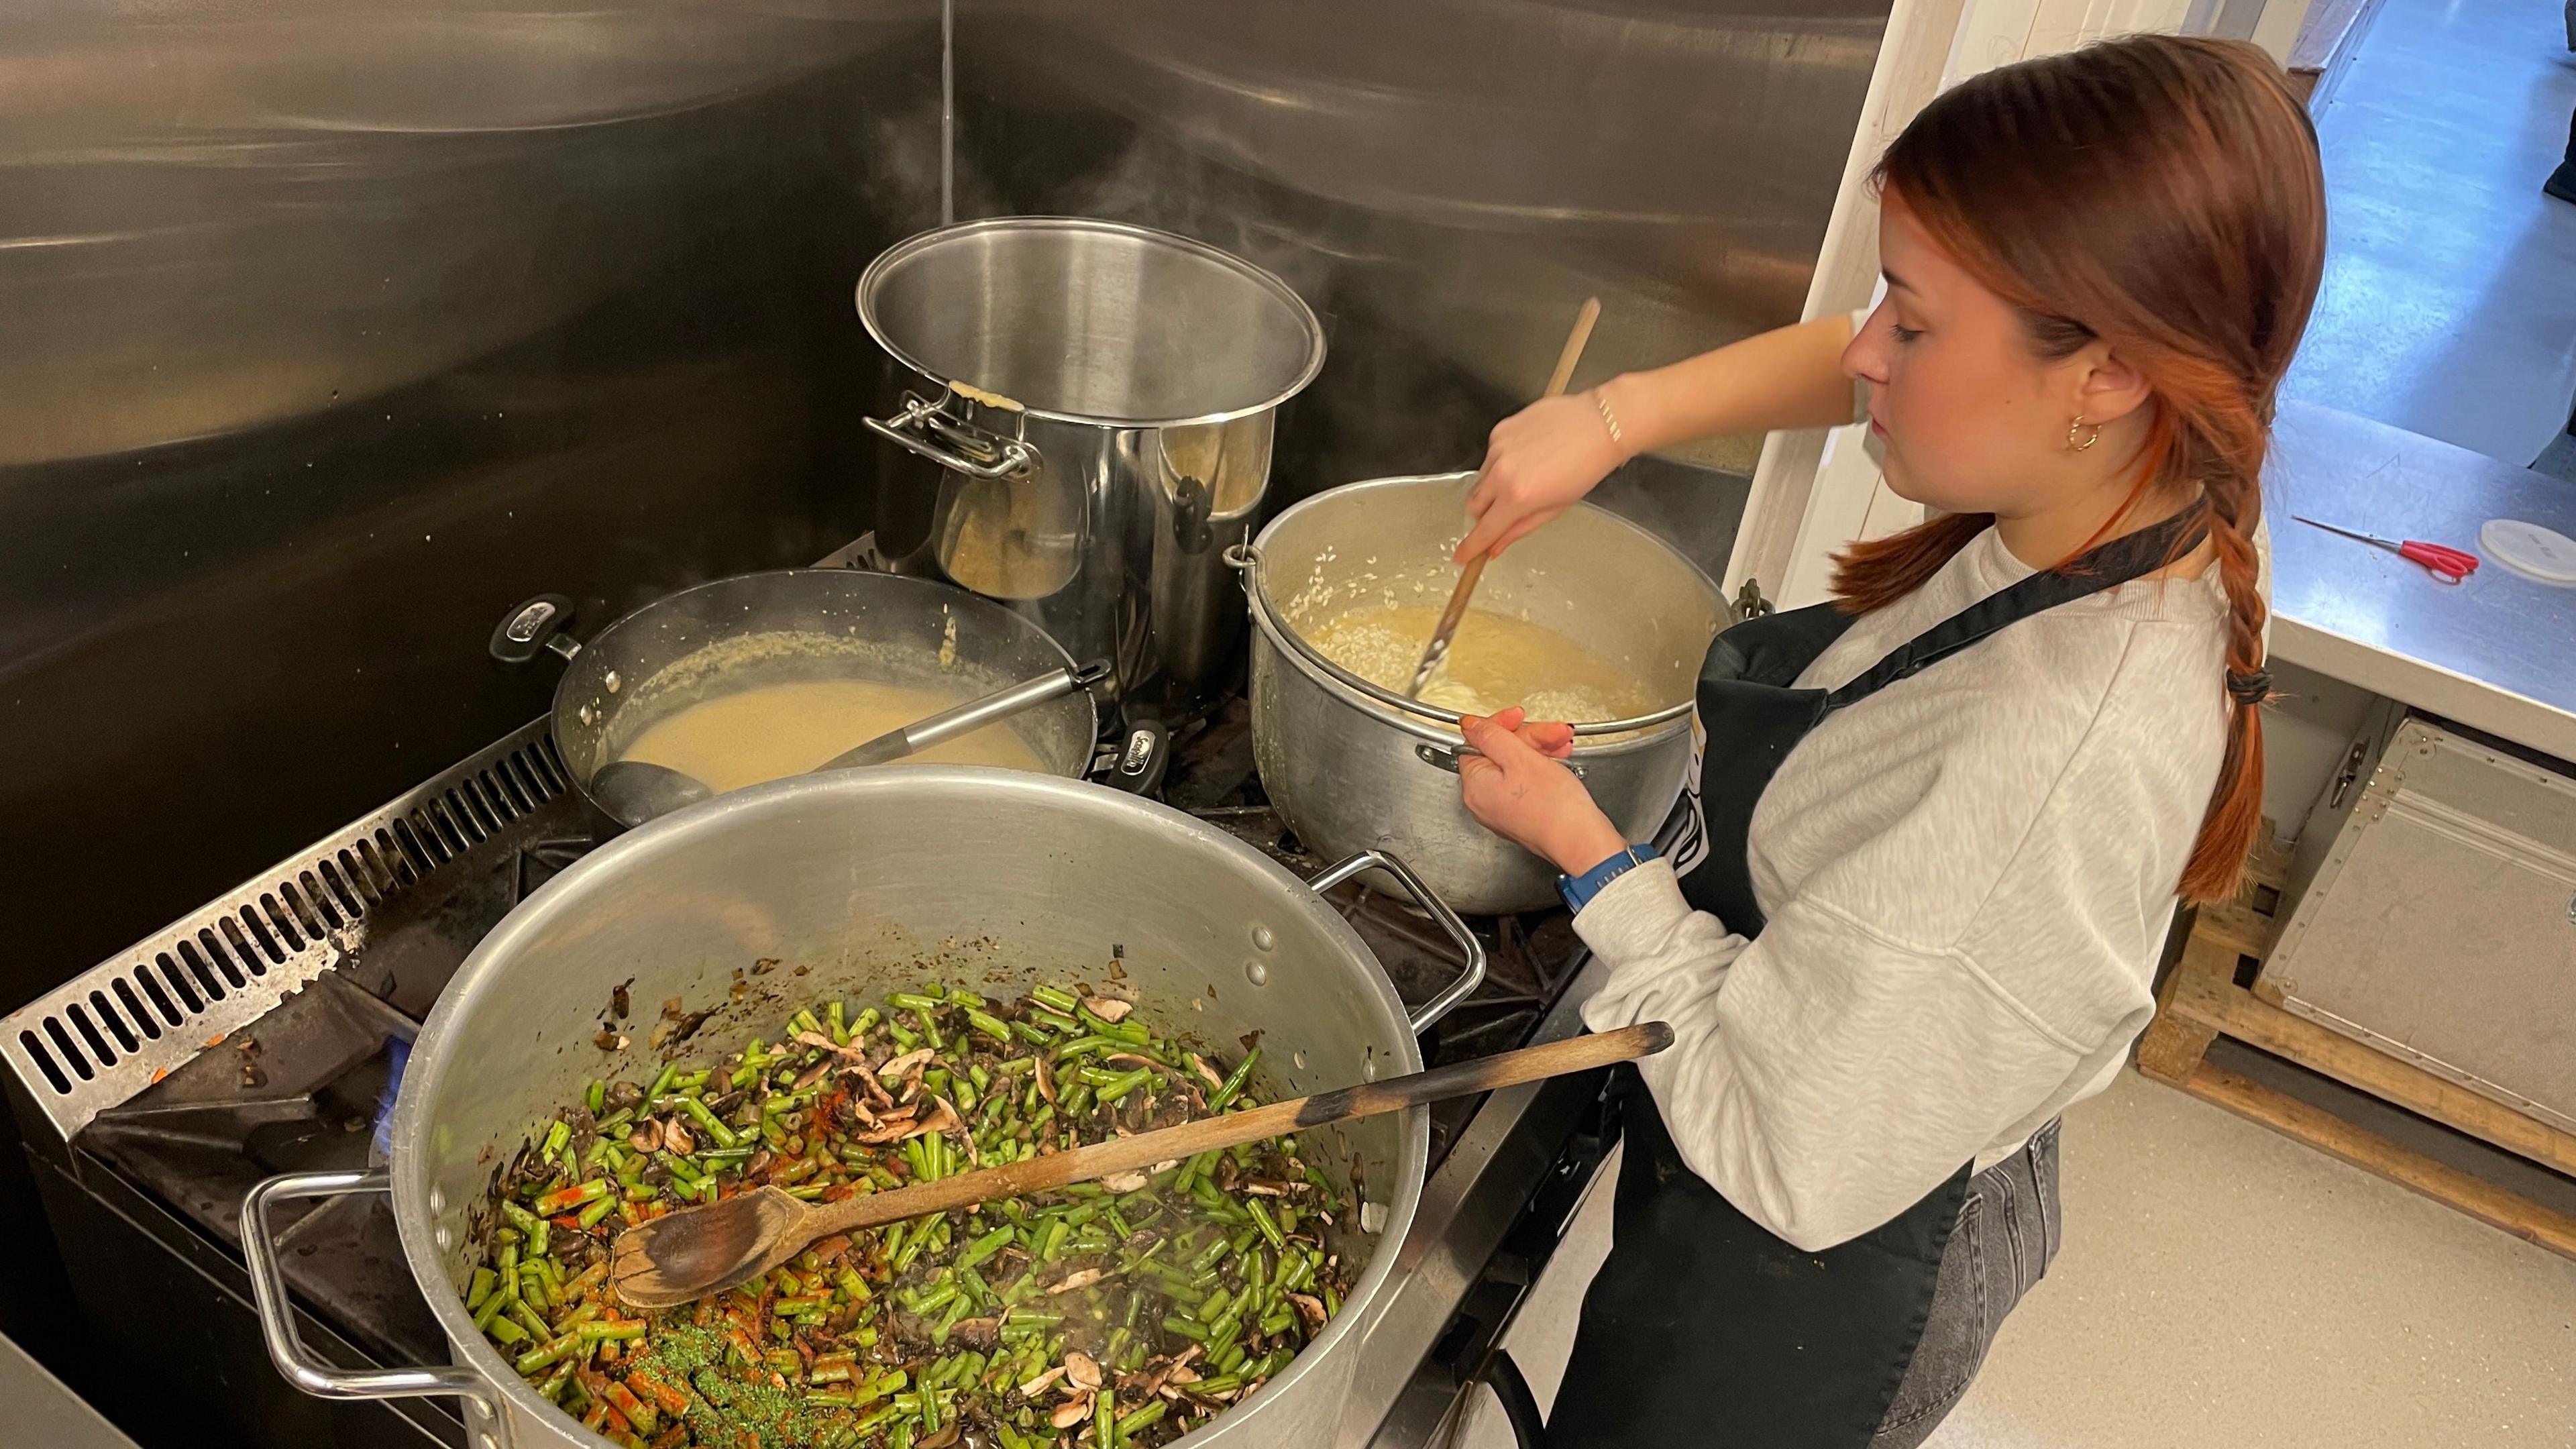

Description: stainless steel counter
[2267,400,2576,761]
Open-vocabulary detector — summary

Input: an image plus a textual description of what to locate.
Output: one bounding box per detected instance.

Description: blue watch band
[1558,843,1660,914]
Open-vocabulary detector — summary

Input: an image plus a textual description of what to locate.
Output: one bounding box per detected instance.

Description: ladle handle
[822,660,1110,769]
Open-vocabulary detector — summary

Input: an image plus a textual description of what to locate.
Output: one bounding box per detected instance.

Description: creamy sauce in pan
[616,679,1045,792]
[1304,604,1653,724]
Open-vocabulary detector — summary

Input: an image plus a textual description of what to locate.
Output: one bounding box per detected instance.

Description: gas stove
[5,690,1619,1449]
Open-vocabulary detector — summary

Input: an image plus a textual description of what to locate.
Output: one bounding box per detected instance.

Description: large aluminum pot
[490,569,1099,830]
[1235,474,1726,914]
[856,217,1326,706]
[240,769,1483,1449]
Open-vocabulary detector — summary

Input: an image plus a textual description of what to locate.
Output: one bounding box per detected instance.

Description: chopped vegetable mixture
[464,979,1358,1448]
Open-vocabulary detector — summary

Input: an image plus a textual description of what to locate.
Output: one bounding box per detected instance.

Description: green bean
[659,1091,742,1149]
[1208,1046,1261,1111]
[1246,1198,1286,1249]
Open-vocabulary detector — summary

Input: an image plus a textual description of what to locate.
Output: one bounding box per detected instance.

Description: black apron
[1546,511,2202,1449]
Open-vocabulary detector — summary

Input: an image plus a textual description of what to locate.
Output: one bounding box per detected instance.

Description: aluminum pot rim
[1240,472,1715,751]
[389,766,1430,1446]
[855,215,1328,429]
[549,567,1099,794]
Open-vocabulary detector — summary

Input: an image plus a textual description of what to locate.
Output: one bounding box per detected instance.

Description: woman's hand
[1456,708,1630,875]
[1456,388,1628,562]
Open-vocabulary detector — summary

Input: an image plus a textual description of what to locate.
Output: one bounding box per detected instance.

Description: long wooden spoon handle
[1542,297,1601,400]
[1406,297,1603,698]
[799,1022,1670,1238]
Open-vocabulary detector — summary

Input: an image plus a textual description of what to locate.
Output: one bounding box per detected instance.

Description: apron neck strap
[1823,504,2210,710]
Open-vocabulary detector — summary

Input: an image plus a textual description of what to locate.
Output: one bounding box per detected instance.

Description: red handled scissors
[2293,515,2480,584]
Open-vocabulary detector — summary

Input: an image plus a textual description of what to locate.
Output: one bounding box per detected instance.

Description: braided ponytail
[1832,35,2325,903]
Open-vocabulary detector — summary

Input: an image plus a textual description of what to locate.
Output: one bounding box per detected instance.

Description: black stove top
[21,698,1593,1448]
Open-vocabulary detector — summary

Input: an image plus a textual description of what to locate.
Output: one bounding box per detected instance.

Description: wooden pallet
[2133,833,2576,1260]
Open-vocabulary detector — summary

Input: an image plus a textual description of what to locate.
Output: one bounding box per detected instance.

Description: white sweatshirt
[1576,524,2238,1251]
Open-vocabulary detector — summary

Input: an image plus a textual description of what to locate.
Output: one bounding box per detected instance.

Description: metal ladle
[815,658,1110,770]
[592,659,1113,827]
[588,759,716,828]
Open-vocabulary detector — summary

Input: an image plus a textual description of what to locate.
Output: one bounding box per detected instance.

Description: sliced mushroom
[1019,1364,1069,1399]
[918,1426,961,1449]
[905,1097,964,1142]
[879,1047,936,1080]
[1130,1344,1199,1399]
[1288,1292,1327,1332]
[627,1119,663,1154]
[1034,1056,1058,1106]
[1189,1055,1224,1090]
[1082,997,1134,1024]
[663,1118,696,1155]
[1050,1396,1094,1430]
[1047,1268,1107,1296]
[1241,1180,1287,1196]
[1063,1351,1104,1391]
[792,1030,869,1062]
[1099,1171,1150,1193]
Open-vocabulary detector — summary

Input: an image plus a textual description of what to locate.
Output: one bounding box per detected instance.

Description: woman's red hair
[1831,36,2326,904]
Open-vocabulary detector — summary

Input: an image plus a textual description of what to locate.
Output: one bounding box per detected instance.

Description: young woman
[1448,36,2324,1449]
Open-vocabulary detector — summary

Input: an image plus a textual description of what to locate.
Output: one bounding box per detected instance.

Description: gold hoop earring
[2068,415,2102,452]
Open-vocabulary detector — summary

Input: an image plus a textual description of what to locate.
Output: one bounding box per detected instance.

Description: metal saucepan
[488,569,1102,830]
[1233,473,1726,914]
[240,769,1485,1449]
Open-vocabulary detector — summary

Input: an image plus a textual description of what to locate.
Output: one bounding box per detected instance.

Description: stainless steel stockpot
[855,217,1326,706]
[243,768,1483,1449]
[1235,473,1725,914]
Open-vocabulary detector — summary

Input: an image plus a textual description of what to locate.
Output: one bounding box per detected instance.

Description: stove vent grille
[1,719,571,1139]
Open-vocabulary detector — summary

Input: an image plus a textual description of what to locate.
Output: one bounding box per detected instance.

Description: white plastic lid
[2479,519,2576,586]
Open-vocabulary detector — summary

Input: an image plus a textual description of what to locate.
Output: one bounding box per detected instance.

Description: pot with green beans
[241,767,1482,1449]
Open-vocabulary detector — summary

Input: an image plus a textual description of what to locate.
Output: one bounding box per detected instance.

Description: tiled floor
[1450,1069,2576,1449]
[2282,0,2576,470]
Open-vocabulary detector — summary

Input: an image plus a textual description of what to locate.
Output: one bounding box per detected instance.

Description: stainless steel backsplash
[2,0,1886,997]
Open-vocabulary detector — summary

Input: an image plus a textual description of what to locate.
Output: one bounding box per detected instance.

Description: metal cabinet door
[2261,714,2576,1134]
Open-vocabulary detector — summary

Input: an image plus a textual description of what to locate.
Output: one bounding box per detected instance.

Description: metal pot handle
[488,594,578,665]
[1414,741,1586,780]
[242,1169,515,1448]
[865,394,1037,480]
[1307,850,1487,1034]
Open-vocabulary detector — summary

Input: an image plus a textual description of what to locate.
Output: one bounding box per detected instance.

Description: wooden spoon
[1404,296,1603,699]
[609,1020,1671,1308]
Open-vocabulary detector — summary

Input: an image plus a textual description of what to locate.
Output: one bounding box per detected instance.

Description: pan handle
[242,1169,516,1447]
[865,394,1037,480]
[488,594,578,665]
[1307,850,1487,1034]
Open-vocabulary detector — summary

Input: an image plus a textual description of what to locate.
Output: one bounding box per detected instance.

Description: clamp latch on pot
[865,386,1038,480]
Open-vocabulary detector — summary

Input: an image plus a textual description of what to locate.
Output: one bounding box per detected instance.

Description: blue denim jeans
[1869,1119,2064,1448]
